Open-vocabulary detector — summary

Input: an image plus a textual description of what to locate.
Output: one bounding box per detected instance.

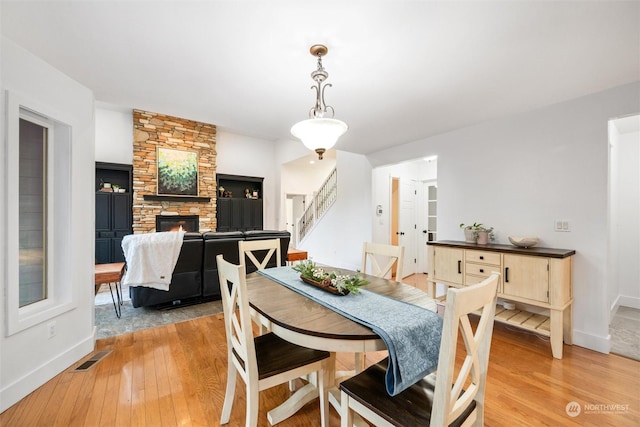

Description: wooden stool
[95,262,126,318]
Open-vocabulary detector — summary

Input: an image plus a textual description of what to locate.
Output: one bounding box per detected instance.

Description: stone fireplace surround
[132,110,217,233]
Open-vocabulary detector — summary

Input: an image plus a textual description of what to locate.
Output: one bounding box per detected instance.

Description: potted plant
[459,222,482,243]
[476,226,495,244]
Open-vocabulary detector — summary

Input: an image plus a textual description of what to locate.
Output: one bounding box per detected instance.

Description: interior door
[418,180,437,273]
[399,178,417,278]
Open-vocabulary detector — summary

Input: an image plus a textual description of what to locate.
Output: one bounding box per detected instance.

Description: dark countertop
[428,240,575,258]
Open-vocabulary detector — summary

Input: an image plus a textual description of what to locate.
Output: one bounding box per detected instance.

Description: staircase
[296,168,337,243]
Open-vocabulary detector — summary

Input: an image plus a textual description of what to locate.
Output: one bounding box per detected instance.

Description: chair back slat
[217,254,258,381]
[431,272,499,427]
[239,239,282,272]
[361,242,405,280]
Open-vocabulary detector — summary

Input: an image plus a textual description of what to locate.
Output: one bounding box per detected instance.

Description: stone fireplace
[132,110,217,233]
[156,215,200,232]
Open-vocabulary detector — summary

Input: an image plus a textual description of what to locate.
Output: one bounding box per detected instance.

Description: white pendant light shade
[291,118,348,152]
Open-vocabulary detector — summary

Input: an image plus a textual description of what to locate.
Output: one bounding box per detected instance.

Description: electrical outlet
[47,321,56,339]
[554,220,563,231]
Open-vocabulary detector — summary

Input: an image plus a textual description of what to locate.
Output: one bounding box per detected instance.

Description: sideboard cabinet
[427,240,575,359]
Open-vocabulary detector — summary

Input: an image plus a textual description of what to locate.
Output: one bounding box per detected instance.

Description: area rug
[610,306,640,361]
[95,299,223,339]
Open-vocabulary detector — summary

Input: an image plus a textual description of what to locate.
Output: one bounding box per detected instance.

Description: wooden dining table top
[246,269,437,342]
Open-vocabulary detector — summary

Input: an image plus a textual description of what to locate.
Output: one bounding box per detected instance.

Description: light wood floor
[2,275,639,426]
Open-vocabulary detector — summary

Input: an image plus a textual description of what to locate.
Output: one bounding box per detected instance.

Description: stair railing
[296,168,337,243]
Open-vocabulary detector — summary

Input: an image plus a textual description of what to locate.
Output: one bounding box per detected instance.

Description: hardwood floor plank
[152,325,179,426]
[141,327,162,426]
[1,302,639,426]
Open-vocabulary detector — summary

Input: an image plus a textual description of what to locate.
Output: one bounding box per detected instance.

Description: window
[5,91,75,335]
[19,118,49,307]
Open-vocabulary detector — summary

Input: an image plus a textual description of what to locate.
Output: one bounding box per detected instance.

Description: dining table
[246,266,439,423]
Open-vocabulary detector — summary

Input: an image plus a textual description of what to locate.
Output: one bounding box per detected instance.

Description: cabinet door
[503,254,549,303]
[244,199,263,230]
[112,193,131,231]
[95,192,112,231]
[95,238,111,264]
[111,237,126,262]
[230,200,243,230]
[433,247,464,285]
[216,198,232,231]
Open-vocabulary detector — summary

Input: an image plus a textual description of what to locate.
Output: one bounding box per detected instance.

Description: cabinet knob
[480,268,484,273]
[479,256,484,260]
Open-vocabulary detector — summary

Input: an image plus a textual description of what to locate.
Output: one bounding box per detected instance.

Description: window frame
[5,91,75,336]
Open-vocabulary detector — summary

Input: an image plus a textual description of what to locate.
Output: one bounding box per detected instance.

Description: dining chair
[361,242,405,281]
[339,272,500,427]
[355,242,405,372]
[239,238,282,273]
[239,239,282,333]
[217,255,332,427]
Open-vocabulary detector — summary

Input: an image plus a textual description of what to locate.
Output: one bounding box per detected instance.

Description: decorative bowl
[508,236,539,248]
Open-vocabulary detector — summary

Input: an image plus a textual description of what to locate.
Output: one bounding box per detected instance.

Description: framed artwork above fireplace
[157,147,198,196]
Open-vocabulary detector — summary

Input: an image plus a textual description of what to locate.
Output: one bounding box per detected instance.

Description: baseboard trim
[572,329,611,354]
[0,334,95,412]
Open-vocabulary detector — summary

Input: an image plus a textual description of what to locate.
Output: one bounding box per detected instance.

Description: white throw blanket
[121,230,185,291]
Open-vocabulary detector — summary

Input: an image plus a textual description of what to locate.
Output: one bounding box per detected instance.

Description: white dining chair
[239,239,282,272]
[340,272,500,427]
[361,242,405,281]
[217,254,332,427]
[355,242,405,372]
[239,239,282,334]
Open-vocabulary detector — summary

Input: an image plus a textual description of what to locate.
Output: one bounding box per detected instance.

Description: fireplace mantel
[143,195,211,202]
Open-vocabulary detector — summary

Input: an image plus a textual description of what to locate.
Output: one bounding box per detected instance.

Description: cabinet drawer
[465,263,500,277]
[466,250,500,265]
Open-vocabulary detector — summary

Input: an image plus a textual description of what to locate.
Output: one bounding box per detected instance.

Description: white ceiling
[2,1,639,155]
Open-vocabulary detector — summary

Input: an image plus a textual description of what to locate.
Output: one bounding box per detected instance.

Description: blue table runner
[258,266,443,396]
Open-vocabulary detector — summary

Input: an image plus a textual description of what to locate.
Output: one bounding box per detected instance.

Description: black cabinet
[217,198,263,232]
[95,162,133,264]
[216,174,264,232]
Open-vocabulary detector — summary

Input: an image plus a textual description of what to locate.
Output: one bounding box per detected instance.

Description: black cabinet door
[95,192,132,264]
[112,193,131,231]
[216,198,263,232]
[95,238,111,264]
[230,199,243,230]
[111,237,125,262]
[95,192,112,231]
[253,199,264,230]
[216,199,232,232]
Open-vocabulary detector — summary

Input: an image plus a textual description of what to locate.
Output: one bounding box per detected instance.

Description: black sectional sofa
[129,230,290,308]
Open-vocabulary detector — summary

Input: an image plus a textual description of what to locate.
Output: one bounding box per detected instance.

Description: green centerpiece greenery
[292,260,368,295]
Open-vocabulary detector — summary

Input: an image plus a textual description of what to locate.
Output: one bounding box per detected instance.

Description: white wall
[1,36,96,411]
[372,159,437,246]
[216,130,279,229]
[366,81,640,353]
[95,102,133,164]
[609,124,640,311]
[297,151,373,270]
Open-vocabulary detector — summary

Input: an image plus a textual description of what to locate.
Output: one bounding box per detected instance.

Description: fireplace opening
[156,215,199,233]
